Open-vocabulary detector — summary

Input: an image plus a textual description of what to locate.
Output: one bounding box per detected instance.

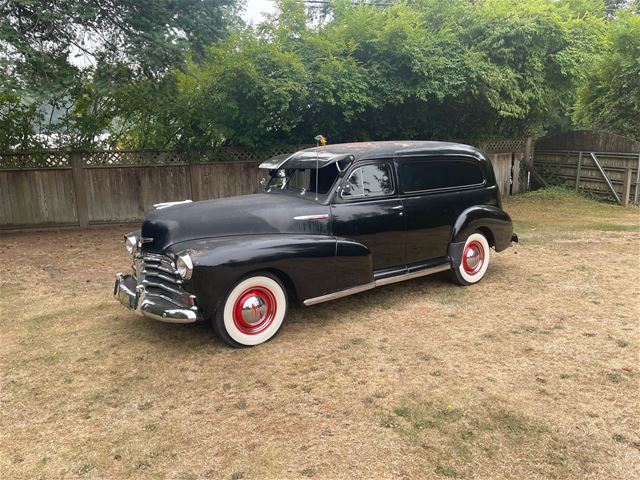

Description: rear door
[397,156,486,264]
[331,160,406,271]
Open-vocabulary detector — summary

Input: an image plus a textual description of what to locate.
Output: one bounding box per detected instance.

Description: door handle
[392,205,404,216]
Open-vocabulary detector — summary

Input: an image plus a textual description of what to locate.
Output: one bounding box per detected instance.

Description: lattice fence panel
[0,141,528,169]
[85,150,188,166]
[482,138,527,153]
[0,151,70,169]
[197,145,313,163]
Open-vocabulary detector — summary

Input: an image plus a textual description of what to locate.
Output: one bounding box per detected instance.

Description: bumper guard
[114,273,201,323]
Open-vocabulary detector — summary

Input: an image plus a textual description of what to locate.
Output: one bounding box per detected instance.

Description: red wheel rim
[462,240,485,275]
[232,286,277,335]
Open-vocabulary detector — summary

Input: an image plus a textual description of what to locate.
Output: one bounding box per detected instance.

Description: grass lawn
[1,189,638,479]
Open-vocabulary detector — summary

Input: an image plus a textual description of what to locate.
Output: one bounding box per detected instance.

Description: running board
[303,263,450,306]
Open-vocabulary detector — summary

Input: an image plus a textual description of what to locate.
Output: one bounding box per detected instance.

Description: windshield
[266,165,340,199]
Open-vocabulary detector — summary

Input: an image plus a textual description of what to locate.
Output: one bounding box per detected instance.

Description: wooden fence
[481,138,531,196]
[0,146,310,230]
[533,131,640,206]
[0,140,529,230]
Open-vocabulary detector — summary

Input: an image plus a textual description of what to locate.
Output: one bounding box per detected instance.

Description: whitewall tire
[214,273,287,347]
[451,232,491,285]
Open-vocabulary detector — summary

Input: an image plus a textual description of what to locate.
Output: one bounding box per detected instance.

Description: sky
[242,0,278,23]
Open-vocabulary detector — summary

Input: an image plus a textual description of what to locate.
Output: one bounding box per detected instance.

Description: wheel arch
[260,267,298,304]
[449,205,513,268]
[450,205,513,251]
[475,226,495,248]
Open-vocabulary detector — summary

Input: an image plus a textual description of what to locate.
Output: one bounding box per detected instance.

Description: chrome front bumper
[114,273,201,324]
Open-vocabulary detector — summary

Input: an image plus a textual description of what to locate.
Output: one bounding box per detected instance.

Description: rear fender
[449,205,514,268]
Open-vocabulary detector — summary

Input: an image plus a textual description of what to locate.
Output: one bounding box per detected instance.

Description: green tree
[164,0,604,148]
[0,93,44,150]
[0,0,238,149]
[574,11,640,139]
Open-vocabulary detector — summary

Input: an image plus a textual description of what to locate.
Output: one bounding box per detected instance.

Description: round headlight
[176,253,193,280]
[125,235,137,254]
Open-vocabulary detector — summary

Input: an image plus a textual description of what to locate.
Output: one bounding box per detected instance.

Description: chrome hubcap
[233,286,277,335]
[465,247,481,270]
[240,295,268,325]
[462,240,485,275]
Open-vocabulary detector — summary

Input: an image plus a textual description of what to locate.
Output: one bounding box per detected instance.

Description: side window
[342,163,394,199]
[399,158,484,192]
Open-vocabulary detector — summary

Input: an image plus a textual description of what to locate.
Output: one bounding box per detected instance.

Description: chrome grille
[135,253,195,308]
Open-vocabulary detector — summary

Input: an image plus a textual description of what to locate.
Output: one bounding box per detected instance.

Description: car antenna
[313,135,326,202]
[315,152,319,201]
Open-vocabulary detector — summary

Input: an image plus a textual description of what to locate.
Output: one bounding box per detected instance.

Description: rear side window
[398,158,484,192]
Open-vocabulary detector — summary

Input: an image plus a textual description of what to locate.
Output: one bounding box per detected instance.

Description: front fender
[449,206,514,266]
[170,235,338,319]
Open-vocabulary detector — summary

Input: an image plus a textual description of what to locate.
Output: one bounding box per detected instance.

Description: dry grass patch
[1,189,639,479]
[382,397,591,479]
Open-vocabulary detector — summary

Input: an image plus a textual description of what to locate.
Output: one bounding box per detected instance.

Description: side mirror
[341,182,352,197]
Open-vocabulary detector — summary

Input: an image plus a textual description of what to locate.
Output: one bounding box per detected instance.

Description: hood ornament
[153,200,193,210]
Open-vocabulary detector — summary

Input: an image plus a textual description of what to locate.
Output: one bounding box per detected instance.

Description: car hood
[141,193,330,252]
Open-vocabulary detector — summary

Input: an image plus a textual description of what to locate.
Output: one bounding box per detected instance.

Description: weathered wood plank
[0,169,77,227]
[71,152,89,227]
[534,151,638,199]
[535,130,640,154]
[84,165,192,223]
[487,153,512,196]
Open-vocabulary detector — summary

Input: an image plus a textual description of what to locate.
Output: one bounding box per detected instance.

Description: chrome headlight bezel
[176,253,193,280]
[124,234,138,254]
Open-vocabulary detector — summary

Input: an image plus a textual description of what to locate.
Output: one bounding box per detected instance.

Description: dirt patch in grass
[1,191,639,479]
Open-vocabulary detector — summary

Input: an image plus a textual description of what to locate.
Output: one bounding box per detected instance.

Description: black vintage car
[114,141,517,346]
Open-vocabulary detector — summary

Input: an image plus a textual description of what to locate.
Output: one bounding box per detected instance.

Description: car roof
[294,141,482,163]
[260,141,484,170]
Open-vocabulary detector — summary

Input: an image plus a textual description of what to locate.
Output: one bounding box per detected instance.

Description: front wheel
[451,232,491,286]
[213,273,287,347]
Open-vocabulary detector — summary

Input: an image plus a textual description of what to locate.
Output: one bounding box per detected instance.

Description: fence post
[70,151,89,228]
[622,167,633,208]
[524,137,532,168]
[524,137,533,191]
[635,153,640,204]
[187,151,202,202]
[575,151,582,190]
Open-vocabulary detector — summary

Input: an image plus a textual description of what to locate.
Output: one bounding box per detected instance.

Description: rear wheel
[213,273,288,347]
[451,232,490,286]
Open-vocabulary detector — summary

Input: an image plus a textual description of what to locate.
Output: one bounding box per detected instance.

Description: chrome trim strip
[144,290,189,308]
[141,269,183,285]
[303,282,375,306]
[142,279,185,297]
[302,262,451,306]
[374,264,450,287]
[293,214,330,221]
[147,264,178,275]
